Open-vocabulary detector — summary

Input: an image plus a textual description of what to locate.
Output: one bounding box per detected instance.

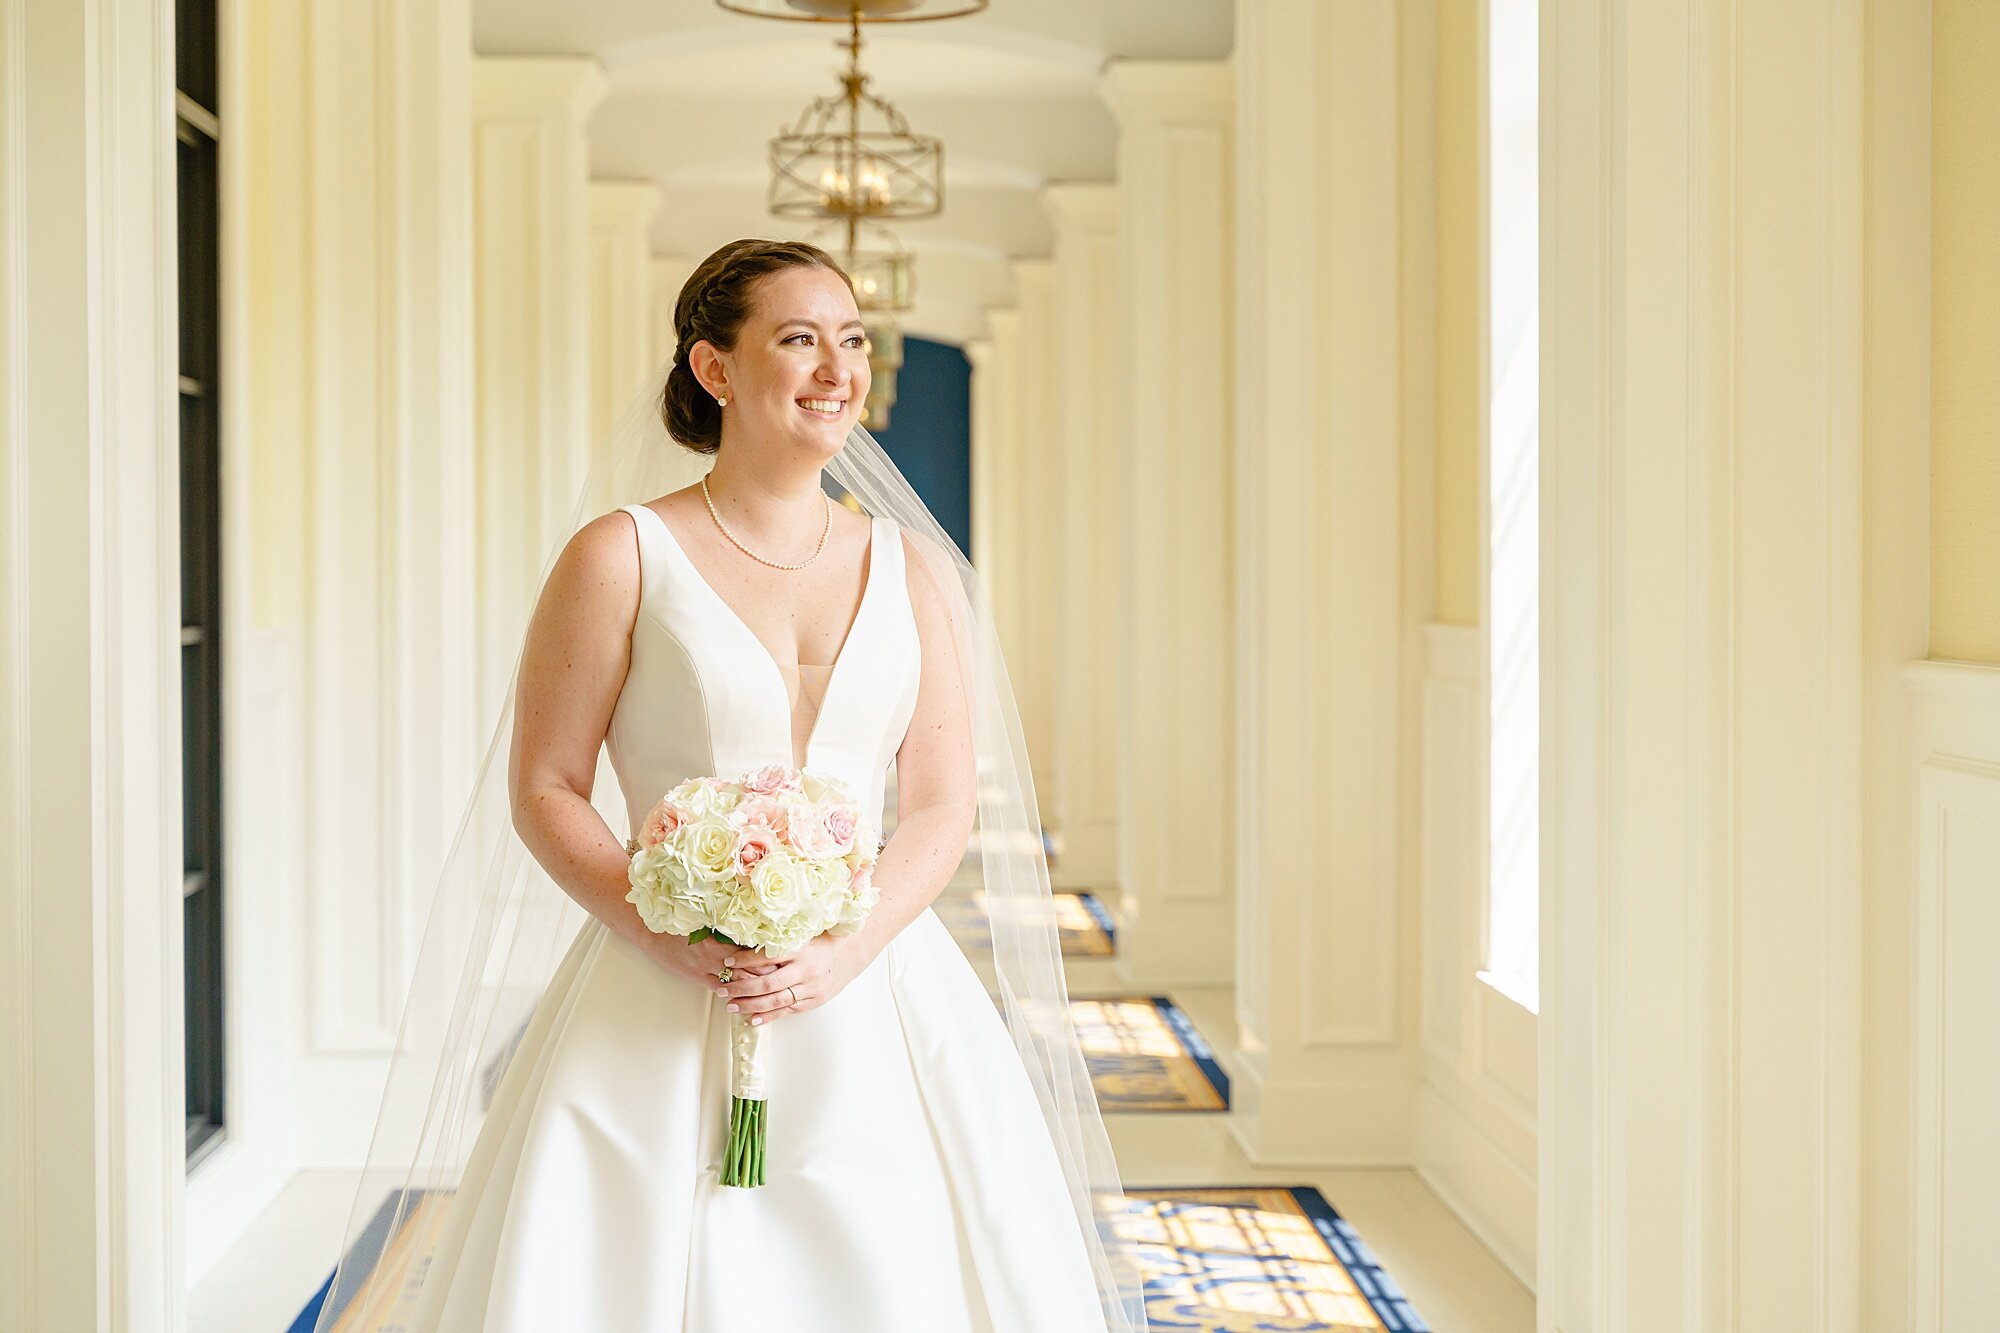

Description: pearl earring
[717,395,728,407]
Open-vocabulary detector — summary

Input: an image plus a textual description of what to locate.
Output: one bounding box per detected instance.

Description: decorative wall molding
[0,0,183,1323]
[1907,660,2000,1333]
[1006,258,1065,828]
[1541,0,1868,1323]
[1231,0,1409,1162]
[472,56,606,731]
[650,254,694,379]
[1101,60,1236,988]
[588,180,664,441]
[1042,183,1123,891]
[1412,622,1537,1289]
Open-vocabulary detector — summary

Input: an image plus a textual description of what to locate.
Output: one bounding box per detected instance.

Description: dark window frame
[177,0,226,1172]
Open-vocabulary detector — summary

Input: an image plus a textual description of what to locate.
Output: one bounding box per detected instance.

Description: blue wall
[865,335,972,556]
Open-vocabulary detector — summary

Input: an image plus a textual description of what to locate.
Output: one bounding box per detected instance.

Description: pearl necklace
[700,476,832,571]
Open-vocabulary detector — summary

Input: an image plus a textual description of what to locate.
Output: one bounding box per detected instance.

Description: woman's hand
[715,932,877,1025]
[632,928,778,992]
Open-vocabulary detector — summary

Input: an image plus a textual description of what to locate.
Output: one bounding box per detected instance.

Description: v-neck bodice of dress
[604,502,921,840]
[778,662,836,771]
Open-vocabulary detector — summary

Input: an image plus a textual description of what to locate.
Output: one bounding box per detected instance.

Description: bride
[310,239,1148,1332]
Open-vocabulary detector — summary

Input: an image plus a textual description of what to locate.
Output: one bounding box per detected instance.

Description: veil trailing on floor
[310,358,1149,1333]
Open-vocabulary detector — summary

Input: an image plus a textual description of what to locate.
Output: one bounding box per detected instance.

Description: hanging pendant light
[717,0,987,23]
[763,10,943,225]
[809,219,915,314]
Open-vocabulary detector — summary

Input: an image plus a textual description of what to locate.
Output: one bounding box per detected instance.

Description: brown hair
[661,238,854,454]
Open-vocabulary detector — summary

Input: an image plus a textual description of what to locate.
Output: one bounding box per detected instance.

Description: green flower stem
[721,1095,767,1188]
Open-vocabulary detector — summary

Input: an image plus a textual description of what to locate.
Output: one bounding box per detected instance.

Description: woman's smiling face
[713,264,872,458]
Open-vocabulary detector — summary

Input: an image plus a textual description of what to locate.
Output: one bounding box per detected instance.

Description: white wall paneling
[472,57,607,729]
[970,309,1022,669]
[1042,184,1124,892]
[1231,0,1410,1161]
[1858,4,1932,1323]
[587,179,664,442]
[1541,0,1866,1323]
[0,0,183,1324]
[1907,663,2000,1333]
[650,253,695,380]
[230,0,481,1200]
[1006,258,1065,824]
[1414,624,1536,1287]
[1100,61,1236,989]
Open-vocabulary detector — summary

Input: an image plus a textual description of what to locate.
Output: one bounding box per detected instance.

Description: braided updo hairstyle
[662,238,855,455]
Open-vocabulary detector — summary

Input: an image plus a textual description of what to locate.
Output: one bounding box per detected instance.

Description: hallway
[189,971,1533,1333]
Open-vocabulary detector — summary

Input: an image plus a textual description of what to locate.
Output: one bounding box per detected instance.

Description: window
[1481,0,1540,1013]
[178,0,226,1168]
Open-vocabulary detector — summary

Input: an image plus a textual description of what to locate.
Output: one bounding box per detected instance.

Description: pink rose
[787,803,842,860]
[729,794,787,836]
[742,763,798,797]
[822,804,858,854]
[847,861,874,893]
[639,799,682,847]
[735,824,778,875]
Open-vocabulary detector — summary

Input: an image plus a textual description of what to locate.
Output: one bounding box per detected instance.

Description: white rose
[681,815,741,883]
[800,769,856,805]
[749,850,811,920]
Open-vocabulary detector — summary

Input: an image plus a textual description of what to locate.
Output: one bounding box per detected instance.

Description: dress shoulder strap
[618,503,667,612]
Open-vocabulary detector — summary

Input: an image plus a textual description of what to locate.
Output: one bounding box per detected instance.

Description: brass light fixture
[715,0,987,25]
[763,13,942,226]
[718,0,984,428]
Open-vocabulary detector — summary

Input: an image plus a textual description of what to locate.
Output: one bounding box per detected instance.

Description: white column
[1230,2,1412,1163]
[1542,0,1866,1324]
[472,57,606,726]
[973,310,1023,669]
[651,253,696,379]
[232,0,480,1191]
[0,0,180,1325]
[588,180,663,442]
[1008,259,1065,821]
[1042,185,1124,892]
[964,334,996,581]
[1100,62,1235,985]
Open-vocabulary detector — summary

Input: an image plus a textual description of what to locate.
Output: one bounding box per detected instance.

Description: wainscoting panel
[1414,622,1535,1288]
[1909,662,2000,1333]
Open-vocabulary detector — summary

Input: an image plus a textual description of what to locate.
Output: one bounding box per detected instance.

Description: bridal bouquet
[623,763,883,1187]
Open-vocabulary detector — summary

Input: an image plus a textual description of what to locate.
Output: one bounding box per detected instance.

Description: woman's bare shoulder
[542,508,643,611]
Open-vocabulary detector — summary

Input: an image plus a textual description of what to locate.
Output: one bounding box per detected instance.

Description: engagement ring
[717,965,733,985]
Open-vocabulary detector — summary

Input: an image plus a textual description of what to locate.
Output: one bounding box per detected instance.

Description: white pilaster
[1542,0,1866,1324]
[588,180,663,441]
[472,57,607,726]
[651,253,695,378]
[1008,259,1064,822]
[0,0,181,1324]
[1230,4,1412,1162]
[233,0,480,1198]
[973,311,1023,669]
[1042,184,1124,892]
[1100,62,1235,985]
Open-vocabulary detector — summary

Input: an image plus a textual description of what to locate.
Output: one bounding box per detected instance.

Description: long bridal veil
[309,357,1149,1333]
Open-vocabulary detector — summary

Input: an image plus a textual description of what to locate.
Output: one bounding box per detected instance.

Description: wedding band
[787,985,798,1007]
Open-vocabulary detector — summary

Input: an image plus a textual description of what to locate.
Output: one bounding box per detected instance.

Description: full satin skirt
[407,908,1108,1333]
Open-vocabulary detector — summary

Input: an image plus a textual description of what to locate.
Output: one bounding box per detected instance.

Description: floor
[190,964,1534,1333]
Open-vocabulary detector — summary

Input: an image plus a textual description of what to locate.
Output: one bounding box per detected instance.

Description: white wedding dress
[406,502,1110,1332]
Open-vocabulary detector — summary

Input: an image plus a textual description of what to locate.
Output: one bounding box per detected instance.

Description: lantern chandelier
[717,0,987,425]
[763,18,941,226]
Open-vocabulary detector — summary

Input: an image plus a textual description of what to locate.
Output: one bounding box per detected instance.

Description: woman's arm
[510,509,754,987]
[717,527,977,1021]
